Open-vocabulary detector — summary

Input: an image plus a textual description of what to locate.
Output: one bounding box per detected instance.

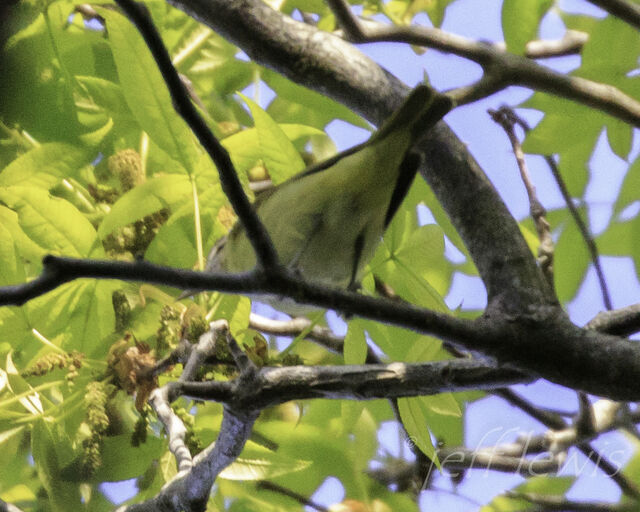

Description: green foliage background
[0,0,639,510]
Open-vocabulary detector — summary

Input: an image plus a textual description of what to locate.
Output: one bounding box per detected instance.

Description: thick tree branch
[164,0,556,313]
[6,255,640,399]
[175,359,528,408]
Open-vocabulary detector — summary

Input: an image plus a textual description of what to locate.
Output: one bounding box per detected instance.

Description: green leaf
[92,434,165,482]
[554,220,591,303]
[0,206,46,266]
[422,392,461,417]
[144,186,224,267]
[371,213,449,311]
[31,419,82,511]
[98,174,191,238]
[263,70,370,131]
[405,0,457,27]
[75,76,132,118]
[482,475,575,511]
[344,319,367,364]
[222,123,323,179]
[606,117,633,160]
[522,95,600,197]
[220,441,311,480]
[0,143,92,189]
[340,401,365,436]
[26,280,118,355]
[0,187,97,257]
[0,223,25,287]
[98,8,199,171]
[398,397,438,465]
[239,94,306,184]
[615,157,640,213]
[502,0,552,55]
[210,294,251,335]
[361,320,422,361]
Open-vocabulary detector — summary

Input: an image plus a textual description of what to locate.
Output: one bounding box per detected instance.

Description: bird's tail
[373,85,452,144]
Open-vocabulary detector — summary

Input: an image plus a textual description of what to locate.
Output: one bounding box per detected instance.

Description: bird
[188,85,451,314]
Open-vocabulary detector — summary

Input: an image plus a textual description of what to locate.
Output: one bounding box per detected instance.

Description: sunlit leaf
[502,0,552,55]
[0,187,97,257]
[98,8,199,171]
[397,397,438,466]
[344,319,367,364]
[97,174,191,238]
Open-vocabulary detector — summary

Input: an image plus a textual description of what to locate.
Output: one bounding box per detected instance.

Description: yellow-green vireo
[193,85,451,314]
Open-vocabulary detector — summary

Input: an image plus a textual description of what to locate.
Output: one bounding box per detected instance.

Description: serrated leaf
[98,8,198,171]
[0,187,97,257]
[0,143,92,189]
[398,397,438,466]
[502,0,552,55]
[98,174,191,238]
[239,94,306,184]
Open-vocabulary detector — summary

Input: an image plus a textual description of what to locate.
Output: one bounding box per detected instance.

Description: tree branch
[175,359,528,408]
[495,107,613,311]
[586,303,640,336]
[507,491,636,511]
[326,0,640,126]
[489,107,554,287]
[522,30,588,59]
[586,0,640,29]
[119,323,259,512]
[112,0,281,273]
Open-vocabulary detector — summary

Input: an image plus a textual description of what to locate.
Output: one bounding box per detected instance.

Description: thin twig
[544,153,613,310]
[257,481,329,512]
[111,0,281,272]
[489,107,554,287]
[507,491,636,511]
[523,30,589,59]
[494,106,613,310]
[326,0,640,126]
